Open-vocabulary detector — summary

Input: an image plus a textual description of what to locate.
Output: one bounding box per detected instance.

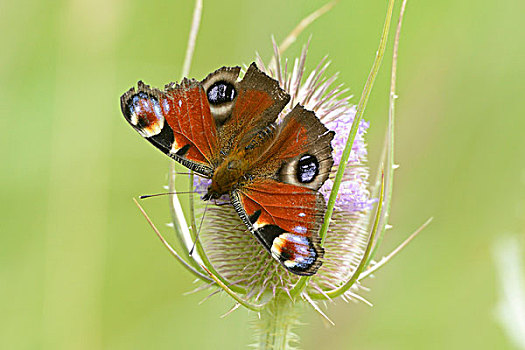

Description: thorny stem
[181,0,202,78]
[183,0,202,262]
[167,167,203,271]
[360,217,433,280]
[366,0,408,268]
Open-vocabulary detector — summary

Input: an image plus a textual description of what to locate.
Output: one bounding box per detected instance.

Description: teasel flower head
[182,43,376,310]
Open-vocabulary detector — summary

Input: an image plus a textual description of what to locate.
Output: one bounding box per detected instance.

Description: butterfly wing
[232,180,326,275]
[217,63,290,156]
[120,66,243,177]
[232,104,335,275]
[120,64,289,177]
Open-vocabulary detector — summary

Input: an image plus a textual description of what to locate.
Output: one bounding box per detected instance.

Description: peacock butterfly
[120,63,334,276]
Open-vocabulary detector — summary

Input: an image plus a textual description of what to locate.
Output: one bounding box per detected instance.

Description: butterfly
[120,63,334,276]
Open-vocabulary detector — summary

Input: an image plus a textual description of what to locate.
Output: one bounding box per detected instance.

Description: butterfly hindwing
[255,104,335,190]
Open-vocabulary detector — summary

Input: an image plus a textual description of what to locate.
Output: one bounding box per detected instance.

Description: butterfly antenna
[189,200,210,256]
[139,191,196,199]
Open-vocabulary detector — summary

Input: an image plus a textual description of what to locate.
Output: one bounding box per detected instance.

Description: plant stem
[254,293,300,350]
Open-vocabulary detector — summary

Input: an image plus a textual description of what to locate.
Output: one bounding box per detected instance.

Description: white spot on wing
[270,235,285,260]
[130,112,139,126]
[284,260,297,268]
[153,103,162,117]
[253,220,270,230]
[270,232,315,269]
[293,226,307,234]
[162,99,170,112]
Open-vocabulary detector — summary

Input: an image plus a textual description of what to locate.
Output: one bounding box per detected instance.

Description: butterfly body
[121,63,334,275]
[205,132,266,199]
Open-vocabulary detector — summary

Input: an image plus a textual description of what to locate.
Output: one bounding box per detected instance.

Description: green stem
[365,0,408,268]
[254,293,300,350]
[292,0,396,298]
[319,0,395,244]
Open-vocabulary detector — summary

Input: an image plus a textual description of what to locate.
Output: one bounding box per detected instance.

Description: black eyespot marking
[207,81,236,105]
[296,154,319,183]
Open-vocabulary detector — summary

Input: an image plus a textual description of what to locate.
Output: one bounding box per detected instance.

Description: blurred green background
[2,0,524,349]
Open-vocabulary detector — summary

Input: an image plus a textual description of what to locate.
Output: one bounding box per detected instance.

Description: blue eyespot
[207,81,236,105]
[297,154,319,183]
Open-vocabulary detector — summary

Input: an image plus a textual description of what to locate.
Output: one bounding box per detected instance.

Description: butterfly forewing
[121,80,218,177]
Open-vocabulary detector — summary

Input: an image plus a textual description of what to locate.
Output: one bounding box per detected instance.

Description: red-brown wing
[163,79,219,169]
[231,179,325,276]
[120,80,218,177]
[218,63,290,153]
[255,104,335,190]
